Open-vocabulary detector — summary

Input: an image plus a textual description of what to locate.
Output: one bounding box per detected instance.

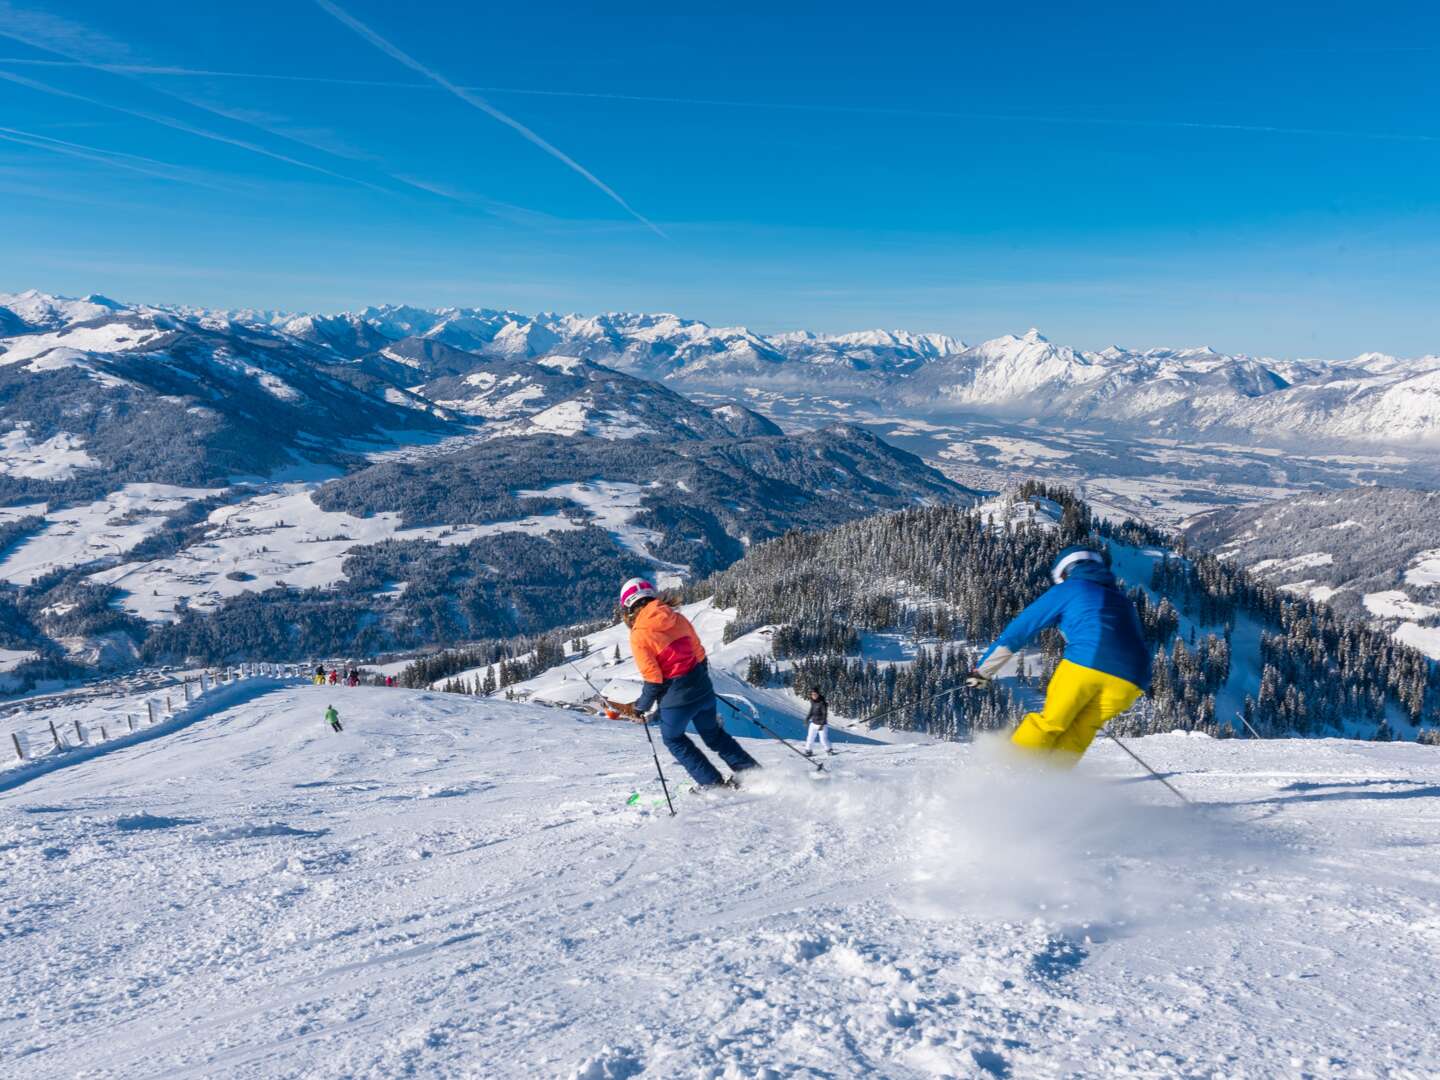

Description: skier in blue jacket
[968,545,1150,761]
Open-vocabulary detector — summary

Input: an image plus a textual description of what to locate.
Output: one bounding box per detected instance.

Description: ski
[625,782,699,809]
[625,779,752,810]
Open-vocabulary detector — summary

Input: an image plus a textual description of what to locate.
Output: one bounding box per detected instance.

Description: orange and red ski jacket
[629,601,712,712]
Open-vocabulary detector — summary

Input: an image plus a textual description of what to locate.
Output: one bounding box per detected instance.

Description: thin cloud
[0,2,129,63]
[0,9,430,197]
[312,0,666,238]
[0,68,388,191]
[3,54,1436,146]
[0,123,234,190]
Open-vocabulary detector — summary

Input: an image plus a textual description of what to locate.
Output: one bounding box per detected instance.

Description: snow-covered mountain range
[0,290,976,684]
[281,303,1440,443]
[8,288,1439,447]
[269,299,1440,442]
[0,290,782,501]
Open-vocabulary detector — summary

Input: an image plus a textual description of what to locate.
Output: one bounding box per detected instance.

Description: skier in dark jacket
[803,688,832,757]
[607,577,759,788]
[969,544,1150,762]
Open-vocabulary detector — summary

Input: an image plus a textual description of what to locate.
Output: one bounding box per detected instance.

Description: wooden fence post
[184,680,193,703]
[49,720,61,748]
[165,695,173,715]
[128,714,136,732]
[74,719,85,744]
[12,732,24,761]
[147,700,157,725]
[100,725,108,741]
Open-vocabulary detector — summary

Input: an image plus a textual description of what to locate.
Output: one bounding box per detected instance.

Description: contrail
[2,54,1437,146]
[312,0,666,237]
[0,123,233,190]
[0,68,389,191]
[0,10,438,198]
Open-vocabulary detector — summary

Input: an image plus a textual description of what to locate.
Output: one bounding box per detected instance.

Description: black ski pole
[1102,729,1190,805]
[717,694,825,773]
[641,713,677,817]
[833,684,968,732]
[568,658,675,814]
[566,658,623,716]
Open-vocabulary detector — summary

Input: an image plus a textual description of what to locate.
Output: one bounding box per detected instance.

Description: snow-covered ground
[4,684,1440,1077]
[87,487,581,623]
[516,480,687,578]
[1405,549,1440,588]
[0,484,212,585]
[0,427,98,480]
[74,479,694,624]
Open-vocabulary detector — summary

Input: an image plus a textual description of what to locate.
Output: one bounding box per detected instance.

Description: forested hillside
[1184,487,1440,659]
[8,426,958,674]
[700,485,1439,741]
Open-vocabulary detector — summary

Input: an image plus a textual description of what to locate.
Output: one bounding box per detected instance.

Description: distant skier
[324,704,343,733]
[968,545,1150,762]
[607,578,760,789]
[803,688,832,757]
[314,665,325,686]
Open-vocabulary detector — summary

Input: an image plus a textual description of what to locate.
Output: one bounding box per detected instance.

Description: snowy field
[0,484,212,586]
[0,477,686,624]
[4,684,1440,1078]
[87,486,582,623]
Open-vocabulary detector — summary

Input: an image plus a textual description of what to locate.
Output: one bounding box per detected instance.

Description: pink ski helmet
[619,577,657,611]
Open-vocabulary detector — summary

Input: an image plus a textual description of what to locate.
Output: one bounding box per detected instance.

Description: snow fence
[0,663,305,791]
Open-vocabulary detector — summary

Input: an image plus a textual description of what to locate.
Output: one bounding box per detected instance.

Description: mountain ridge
[8,289,1436,444]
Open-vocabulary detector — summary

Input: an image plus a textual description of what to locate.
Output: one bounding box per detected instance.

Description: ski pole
[1234,710,1265,740]
[716,694,825,773]
[565,658,617,716]
[640,714,677,817]
[569,658,674,813]
[833,684,968,732]
[1102,730,1190,805]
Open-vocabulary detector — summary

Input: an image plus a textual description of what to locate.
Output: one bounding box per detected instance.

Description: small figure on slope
[607,578,760,789]
[314,665,326,686]
[968,545,1150,763]
[324,704,343,733]
[803,687,832,757]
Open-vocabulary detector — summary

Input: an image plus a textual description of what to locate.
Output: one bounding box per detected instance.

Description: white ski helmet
[1050,545,1106,584]
[619,577,658,611]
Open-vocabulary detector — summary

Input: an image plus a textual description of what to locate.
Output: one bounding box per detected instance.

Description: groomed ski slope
[5,685,1440,1078]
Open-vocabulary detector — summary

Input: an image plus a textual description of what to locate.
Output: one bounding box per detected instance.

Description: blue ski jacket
[979,562,1151,690]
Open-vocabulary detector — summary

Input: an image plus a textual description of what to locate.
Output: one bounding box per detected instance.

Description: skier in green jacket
[324,705,342,733]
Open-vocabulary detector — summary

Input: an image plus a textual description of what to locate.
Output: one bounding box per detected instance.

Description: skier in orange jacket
[610,578,759,788]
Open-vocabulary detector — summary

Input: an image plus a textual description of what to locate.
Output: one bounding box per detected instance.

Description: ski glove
[973,645,1014,681]
[963,673,990,689]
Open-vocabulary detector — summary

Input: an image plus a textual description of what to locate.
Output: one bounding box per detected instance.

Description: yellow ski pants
[1011,659,1143,762]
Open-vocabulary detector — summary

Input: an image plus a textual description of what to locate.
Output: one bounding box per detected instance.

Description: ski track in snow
[4,685,1440,1077]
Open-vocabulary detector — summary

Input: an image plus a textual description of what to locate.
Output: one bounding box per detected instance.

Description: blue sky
[1,0,1437,357]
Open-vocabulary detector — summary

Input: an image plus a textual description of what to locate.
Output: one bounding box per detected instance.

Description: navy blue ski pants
[658,696,759,786]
